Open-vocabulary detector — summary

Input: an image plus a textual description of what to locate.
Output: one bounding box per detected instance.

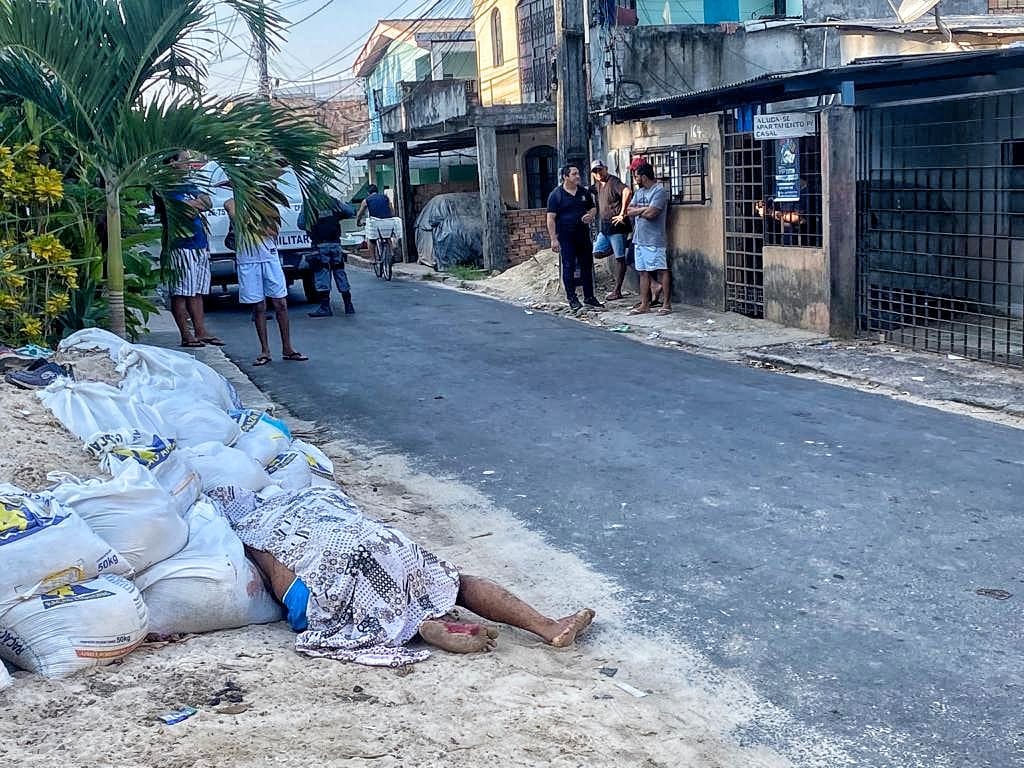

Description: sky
[204,0,473,97]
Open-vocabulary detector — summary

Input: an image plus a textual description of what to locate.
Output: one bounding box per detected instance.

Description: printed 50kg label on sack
[73,636,145,659]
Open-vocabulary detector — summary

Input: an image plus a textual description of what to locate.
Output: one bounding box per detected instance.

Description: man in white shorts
[627,162,672,316]
[224,198,308,366]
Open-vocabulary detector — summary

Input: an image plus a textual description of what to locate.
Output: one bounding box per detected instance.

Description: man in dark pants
[546,164,602,311]
[299,192,356,317]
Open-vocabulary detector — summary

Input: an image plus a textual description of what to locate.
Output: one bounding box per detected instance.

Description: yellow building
[473,0,555,107]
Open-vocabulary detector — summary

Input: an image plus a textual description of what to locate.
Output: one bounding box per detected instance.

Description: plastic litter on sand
[157,706,198,725]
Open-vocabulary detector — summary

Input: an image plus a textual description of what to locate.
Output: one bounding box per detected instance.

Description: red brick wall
[503,208,550,266]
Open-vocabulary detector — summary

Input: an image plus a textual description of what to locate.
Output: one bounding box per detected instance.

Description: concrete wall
[504,209,549,265]
[839,30,1023,64]
[496,127,558,207]
[381,79,471,137]
[473,0,523,106]
[596,25,817,108]
[607,113,726,310]
[803,0,987,21]
[763,246,830,332]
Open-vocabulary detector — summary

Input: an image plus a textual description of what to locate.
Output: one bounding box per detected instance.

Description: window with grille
[761,128,823,248]
[643,145,709,205]
[517,0,555,104]
[989,0,1024,12]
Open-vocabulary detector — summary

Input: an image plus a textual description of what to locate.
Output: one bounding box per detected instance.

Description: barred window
[989,0,1024,12]
[642,145,708,205]
[761,130,824,248]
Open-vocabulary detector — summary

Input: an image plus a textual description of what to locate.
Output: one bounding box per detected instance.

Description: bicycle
[371,235,393,281]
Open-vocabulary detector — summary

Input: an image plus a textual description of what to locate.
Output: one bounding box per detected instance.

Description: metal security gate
[723,116,765,317]
[857,92,1024,365]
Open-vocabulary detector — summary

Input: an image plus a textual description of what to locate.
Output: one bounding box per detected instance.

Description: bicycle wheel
[371,241,382,278]
[382,240,393,281]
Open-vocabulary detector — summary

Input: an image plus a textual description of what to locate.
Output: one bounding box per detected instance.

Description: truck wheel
[302,273,319,303]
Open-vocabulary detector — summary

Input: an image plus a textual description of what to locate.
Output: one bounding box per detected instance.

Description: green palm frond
[0,0,330,337]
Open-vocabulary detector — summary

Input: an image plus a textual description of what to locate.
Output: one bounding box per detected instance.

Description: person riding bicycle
[356,185,402,263]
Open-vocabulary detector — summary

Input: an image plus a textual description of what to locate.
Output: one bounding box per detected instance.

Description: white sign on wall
[753,112,817,140]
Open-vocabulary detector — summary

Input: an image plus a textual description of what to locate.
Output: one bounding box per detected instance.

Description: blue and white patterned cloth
[210,486,459,667]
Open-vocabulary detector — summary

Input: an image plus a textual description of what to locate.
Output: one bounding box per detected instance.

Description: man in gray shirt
[627,162,672,315]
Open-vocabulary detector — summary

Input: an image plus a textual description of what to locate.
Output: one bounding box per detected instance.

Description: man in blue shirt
[546,165,602,311]
[154,152,222,347]
[356,184,393,224]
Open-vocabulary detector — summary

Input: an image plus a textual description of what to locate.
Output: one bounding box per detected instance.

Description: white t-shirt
[236,236,279,265]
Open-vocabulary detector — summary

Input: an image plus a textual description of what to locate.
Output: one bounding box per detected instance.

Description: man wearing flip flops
[154,152,224,349]
[627,162,673,317]
[223,198,308,367]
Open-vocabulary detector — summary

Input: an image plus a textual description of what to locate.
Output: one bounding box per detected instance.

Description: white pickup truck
[200,162,319,302]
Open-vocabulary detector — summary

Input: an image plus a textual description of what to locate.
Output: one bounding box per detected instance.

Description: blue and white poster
[774,138,800,202]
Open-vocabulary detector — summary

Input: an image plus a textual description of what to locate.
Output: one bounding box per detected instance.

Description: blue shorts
[634,245,667,272]
[594,232,627,259]
[282,578,309,632]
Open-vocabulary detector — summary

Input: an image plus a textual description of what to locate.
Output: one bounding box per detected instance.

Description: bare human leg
[171,295,200,345]
[271,297,307,360]
[608,257,627,300]
[658,268,672,313]
[631,272,652,314]
[251,300,272,365]
[186,294,221,344]
[455,574,594,648]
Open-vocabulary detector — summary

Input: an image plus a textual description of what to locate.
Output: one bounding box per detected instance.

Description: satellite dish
[888,0,941,24]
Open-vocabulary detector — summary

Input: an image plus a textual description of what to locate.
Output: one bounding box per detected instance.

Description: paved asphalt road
[204,269,1023,768]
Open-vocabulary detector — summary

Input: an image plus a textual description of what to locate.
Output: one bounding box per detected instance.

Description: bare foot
[419,619,498,654]
[547,609,596,647]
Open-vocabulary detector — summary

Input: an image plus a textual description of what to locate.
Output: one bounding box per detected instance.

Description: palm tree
[0,0,335,337]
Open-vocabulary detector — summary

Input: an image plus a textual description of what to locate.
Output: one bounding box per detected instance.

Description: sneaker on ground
[4,361,73,389]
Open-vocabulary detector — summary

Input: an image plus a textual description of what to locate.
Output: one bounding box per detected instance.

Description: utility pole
[554,0,589,173]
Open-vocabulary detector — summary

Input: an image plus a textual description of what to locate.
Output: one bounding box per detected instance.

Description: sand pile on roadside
[479,248,616,305]
[0,349,120,491]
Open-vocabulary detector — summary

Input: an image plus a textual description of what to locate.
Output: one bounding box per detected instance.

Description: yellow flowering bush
[0,143,77,346]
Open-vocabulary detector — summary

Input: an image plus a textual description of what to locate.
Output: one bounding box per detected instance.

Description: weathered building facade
[590,1,1024,364]
[377,0,559,269]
